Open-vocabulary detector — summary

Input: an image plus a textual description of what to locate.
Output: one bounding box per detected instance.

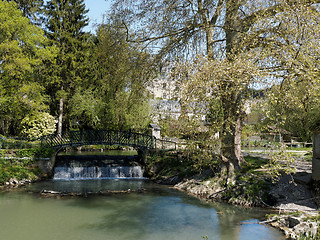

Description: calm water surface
[0,179,285,240]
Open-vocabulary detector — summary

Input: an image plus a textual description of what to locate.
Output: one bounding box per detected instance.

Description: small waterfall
[53,156,144,180]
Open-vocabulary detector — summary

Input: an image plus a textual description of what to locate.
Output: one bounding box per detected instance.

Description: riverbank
[0,148,52,189]
[151,151,319,239]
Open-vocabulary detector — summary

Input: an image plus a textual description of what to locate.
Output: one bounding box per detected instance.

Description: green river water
[0,179,285,240]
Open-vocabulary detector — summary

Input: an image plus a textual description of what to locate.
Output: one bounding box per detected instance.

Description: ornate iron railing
[41,130,156,150]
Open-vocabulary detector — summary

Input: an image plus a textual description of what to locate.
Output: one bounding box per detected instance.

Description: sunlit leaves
[20,112,57,138]
[262,1,320,141]
[0,1,56,135]
[67,21,154,131]
[0,1,51,78]
[175,55,263,131]
[69,88,104,129]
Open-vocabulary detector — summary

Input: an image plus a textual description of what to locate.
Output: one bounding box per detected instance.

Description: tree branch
[241,4,281,33]
[209,0,224,26]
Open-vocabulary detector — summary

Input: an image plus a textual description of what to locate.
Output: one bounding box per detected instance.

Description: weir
[53,155,145,180]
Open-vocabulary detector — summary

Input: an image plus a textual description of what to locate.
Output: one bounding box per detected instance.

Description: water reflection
[0,180,285,240]
[27,179,147,193]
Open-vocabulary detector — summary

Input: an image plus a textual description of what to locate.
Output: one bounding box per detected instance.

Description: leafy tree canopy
[43,0,90,133]
[7,0,44,24]
[0,1,56,135]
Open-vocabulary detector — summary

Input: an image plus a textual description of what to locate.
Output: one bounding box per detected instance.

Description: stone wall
[35,151,57,176]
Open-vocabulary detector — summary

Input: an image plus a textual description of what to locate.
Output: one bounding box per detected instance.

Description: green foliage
[264,82,320,142]
[146,149,218,179]
[8,0,44,23]
[15,83,50,113]
[0,146,52,184]
[20,112,56,138]
[264,144,296,183]
[297,230,320,240]
[69,88,103,129]
[81,21,153,131]
[43,0,90,132]
[241,124,260,141]
[158,116,190,138]
[206,99,224,133]
[111,0,320,180]
[0,156,38,183]
[261,3,320,142]
[303,215,320,223]
[219,176,268,206]
[15,149,38,159]
[0,147,53,158]
[215,156,275,206]
[185,145,218,172]
[34,147,54,158]
[146,151,196,178]
[14,147,54,159]
[0,137,40,149]
[0,1,49,75]
[0,0,154,136]
[0,1,56,135]
[240,156,268,174]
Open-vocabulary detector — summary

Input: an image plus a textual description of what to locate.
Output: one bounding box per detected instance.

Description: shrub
[21,112,57,138]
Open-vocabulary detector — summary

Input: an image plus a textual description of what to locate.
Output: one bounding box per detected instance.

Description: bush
[20,112,57,138]
[0,157,38,184]
[16,147,55,158]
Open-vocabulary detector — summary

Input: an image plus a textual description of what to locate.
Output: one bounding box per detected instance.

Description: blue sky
[84,0,112,33]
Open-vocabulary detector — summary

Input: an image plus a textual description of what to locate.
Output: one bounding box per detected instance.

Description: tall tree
[0,1,55,135]
[43,0,90,134]
[7,0,44,24]
[69,21,154,131]
[261,2,320,142]
[111,0,320,179]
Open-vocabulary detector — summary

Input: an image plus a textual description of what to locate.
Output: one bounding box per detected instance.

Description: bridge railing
[41,130,156,150]
[0,137,40,149]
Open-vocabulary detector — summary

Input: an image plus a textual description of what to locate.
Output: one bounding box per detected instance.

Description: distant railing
[41,130,156,150]
[241,139,313,149]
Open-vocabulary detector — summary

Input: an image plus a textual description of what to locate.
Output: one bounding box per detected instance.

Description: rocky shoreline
[265,213,318,239]
[168,153,319,239]
[172,175,319,239]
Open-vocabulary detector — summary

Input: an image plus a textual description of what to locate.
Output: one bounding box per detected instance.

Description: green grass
[0,157,39,184]
[286,147,312,152]
[241,156,268,174]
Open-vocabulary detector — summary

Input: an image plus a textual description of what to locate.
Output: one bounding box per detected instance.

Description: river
[0,179,285,240]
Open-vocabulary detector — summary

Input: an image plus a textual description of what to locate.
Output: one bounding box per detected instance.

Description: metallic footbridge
[41,130,156,151]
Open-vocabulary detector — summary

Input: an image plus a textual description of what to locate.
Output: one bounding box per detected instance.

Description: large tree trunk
[217,73,245,180]
[217,0,244,182]
[312,132,320,181]
[57,97,63,135]
[206,26,215,60]
[219,113,244,184]
[235,114,245,164]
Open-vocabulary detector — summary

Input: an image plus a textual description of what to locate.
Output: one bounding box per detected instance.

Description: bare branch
[209,0,224,26]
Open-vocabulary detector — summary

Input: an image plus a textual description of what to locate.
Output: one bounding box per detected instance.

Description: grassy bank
[145,150,219,181]
[0,148,52,185]
[146,150,297,206]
